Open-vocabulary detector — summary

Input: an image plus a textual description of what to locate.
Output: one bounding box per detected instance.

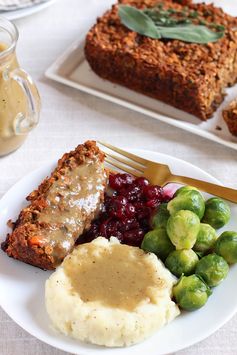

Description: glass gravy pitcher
[0,17,40,156]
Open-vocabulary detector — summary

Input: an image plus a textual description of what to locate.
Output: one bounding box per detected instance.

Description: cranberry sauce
[79,173,173,247]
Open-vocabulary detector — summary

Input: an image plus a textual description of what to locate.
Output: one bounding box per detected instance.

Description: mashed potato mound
[45,237,180,347]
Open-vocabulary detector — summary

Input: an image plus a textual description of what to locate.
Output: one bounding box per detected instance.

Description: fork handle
[170,175,237,203]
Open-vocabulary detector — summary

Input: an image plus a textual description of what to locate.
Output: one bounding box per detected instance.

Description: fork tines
[98,141,146,177]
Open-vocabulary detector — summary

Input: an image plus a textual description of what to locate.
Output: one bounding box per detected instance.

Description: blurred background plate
[45,0,237,152]
[0,0,57,20]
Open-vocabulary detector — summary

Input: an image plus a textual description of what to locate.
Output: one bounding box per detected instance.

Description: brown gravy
[0,42,28,155]
[64,243,164,311]
[37,158,106,264]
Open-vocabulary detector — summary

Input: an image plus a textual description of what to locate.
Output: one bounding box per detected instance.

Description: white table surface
[0,0,237,354]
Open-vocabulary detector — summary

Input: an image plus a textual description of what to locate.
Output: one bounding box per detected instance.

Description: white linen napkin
[0,0,48,11]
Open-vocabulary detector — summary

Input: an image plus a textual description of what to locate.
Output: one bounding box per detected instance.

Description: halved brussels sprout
[168,188,205,220]
[141,227,175,261]
[215,231,237,264]
[150,203,170,229]
[166,210,200,249]
[193,223,217,254]
[202,197,230,229]
[165,249,199,277]
[195,253,229,287]
[173,274,212,311]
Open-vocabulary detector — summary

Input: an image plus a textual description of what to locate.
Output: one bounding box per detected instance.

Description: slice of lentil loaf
[223,100,237,136]
[85,0,237,120]
[1,141,107,270]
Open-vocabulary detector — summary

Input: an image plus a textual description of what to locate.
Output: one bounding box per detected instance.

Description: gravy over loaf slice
[1,141,107,270]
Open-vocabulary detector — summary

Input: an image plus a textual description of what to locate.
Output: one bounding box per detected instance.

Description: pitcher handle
[9,68,41,135]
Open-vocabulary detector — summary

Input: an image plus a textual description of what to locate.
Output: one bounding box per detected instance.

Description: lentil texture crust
[1,141,106,270]
[223,100,237,136]
[85,0,237,120]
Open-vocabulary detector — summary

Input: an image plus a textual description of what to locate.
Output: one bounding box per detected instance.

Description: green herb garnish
[118,5,160,39]
[118,5,225,44]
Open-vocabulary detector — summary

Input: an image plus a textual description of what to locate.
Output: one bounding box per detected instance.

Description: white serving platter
[45,1,237,151]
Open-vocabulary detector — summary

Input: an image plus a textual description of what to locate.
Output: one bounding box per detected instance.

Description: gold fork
[99,141,237,203]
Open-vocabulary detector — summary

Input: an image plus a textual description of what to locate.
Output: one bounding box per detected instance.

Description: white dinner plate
[0,148,237,355]
[1,0,57,20]
[45,0,237,151]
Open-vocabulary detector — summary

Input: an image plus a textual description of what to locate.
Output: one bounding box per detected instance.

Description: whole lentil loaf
[85,0,237,120]
[1,141,107,270]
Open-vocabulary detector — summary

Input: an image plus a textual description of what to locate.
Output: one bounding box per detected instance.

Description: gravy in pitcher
[0,42,28,155]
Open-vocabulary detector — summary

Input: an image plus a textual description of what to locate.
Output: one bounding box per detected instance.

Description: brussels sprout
[173,275,211,311]
[150,203,170,229]
[195,254,229,287]
[167,210,200,249]
[165,249,199,277]
[141,228,175,261]
[202,197,230,229]
[215,231,237,264]
[167,189,205,220]
[193,223,217,254]
[174,185,198,197]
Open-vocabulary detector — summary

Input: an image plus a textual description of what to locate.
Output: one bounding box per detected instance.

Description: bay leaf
[118,5,160,39]
[158,25,224,43]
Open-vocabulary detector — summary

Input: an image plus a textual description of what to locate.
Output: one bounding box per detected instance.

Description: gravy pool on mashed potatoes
[45,237,180,347]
